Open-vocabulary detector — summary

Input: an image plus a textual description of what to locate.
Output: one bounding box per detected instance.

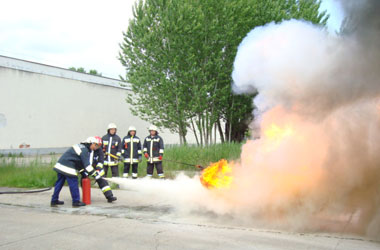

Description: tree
[119,0,328,145]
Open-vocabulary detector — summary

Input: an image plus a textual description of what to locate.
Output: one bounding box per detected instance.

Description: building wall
[0,58,186,149]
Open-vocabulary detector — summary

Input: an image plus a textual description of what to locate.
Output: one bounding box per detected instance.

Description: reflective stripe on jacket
[122,135,142,164]
[143,135,164,163]
[102,133,122,164]
[54,144,94,177]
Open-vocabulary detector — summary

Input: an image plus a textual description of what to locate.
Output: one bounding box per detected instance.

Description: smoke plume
[230,0,380,238]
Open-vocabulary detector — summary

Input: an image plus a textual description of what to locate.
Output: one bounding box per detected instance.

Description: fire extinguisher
[82,177,91,205]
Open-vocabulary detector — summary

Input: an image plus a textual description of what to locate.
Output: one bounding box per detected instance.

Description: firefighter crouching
[122,126,142,179]
[51,137,102,207]
[80,136,117,203]
[143,125,165,178]
[102,123,122,177]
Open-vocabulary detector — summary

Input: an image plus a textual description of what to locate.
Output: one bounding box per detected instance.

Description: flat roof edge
[0,55,131,90]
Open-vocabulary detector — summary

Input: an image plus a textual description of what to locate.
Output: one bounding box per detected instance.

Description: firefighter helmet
[148,125,158,131]
[85,136,102,145]
[94,136,102,145]
[108,123,117,129]
[128,126,136,132]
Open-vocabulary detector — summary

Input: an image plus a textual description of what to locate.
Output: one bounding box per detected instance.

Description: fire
[264,123,293,140]
[200,159,233,189]
[263,123,294,152]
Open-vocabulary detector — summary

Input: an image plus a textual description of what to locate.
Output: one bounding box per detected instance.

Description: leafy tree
[119,0,328,145]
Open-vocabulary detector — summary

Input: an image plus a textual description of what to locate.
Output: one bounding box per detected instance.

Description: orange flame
[200,159,233,189]
[264,123,294,140]
[263,123,294,152]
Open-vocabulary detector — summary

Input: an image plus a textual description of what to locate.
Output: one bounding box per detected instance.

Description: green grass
[0,157,56,188]
[164,142,242,170]
[0,143,243,187]
[0,152,24,158]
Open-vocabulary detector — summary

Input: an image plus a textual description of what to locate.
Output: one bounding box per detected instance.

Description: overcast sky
[0,0,344,79]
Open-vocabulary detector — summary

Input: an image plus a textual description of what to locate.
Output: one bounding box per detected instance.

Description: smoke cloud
[230,0,380,238]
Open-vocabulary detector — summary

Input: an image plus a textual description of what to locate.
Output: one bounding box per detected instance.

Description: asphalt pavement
[0,185,379,250]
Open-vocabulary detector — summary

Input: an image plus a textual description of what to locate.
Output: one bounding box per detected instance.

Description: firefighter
[121,126,142,179]
[143,125,165,178]
[51,137,101,207]
[102,123,122,177]
[81,136,117,203]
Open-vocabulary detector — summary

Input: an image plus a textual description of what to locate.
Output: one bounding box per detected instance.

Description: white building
[0,55,186,154]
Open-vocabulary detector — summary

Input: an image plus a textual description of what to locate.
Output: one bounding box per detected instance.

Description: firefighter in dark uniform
[122,126,142,179]
[143,125,165,178]
[102,123,122,177]
[81,136,117,203]
[51,137,101,207]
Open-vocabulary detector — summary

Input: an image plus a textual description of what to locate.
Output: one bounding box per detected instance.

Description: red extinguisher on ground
[82,177,91,205]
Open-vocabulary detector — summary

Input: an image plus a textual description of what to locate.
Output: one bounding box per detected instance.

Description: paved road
[0,186,379,250]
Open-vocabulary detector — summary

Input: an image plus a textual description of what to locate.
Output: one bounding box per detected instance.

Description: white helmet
[128,126,136,132]
[85,136,102,145]
[108,123,117,129]
[149,125,158,131]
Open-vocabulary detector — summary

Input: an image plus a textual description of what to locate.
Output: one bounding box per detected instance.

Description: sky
[0,0,344,79]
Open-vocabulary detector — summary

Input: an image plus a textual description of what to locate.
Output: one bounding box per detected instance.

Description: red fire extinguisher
[82,177,91,205]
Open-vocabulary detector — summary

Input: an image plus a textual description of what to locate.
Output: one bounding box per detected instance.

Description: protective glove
[144,153,149,159]
[91,170,101,180]
[79,169,88,178]
[159,155,163,160]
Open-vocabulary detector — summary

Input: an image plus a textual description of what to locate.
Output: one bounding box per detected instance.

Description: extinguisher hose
[0,187,52,194]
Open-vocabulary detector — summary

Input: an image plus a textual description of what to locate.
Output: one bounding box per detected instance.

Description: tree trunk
[201,114,207,146]
[198,114,204,146]
[206,112,209,146]
[229,96,235,142]
[178,118,188,145]
[225,120,230,142]
[191,117,200,146]
[209,124,213,145]
[217,119,225,143]
[179,133,183,145]
[214,122,217,144]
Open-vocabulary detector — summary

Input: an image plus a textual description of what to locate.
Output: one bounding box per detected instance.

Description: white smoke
[232,20,380,119]
[230,0,380,239]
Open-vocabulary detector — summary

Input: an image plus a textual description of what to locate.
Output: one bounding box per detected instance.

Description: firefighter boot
[107,196,117,203]
[50,200,64,207]
[72,201,86,207]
